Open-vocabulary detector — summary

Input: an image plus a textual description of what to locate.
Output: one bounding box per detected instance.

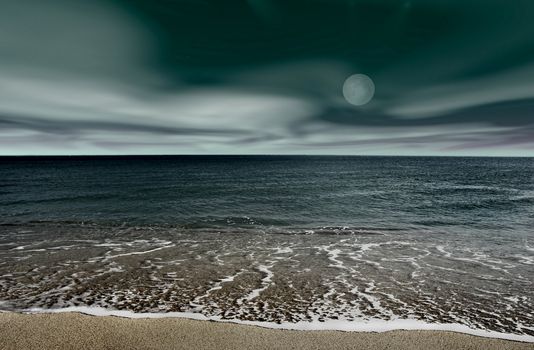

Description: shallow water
[0,156,533,338]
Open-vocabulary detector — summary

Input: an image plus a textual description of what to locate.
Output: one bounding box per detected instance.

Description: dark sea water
[0,156,533,339]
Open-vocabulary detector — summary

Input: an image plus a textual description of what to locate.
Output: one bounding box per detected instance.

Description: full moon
[342,74,375,106]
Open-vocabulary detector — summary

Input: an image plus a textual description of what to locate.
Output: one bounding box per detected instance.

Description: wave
[443,196,534,210]
[16,306,534,343]
[0,220,399,236]
[1,193,117,206]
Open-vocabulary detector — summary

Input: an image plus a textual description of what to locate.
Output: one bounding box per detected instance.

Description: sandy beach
[0,312,532,350]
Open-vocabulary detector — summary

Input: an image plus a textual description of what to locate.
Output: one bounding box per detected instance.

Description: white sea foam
[358,243,380,254]
[240,265,274,303]
[514,254,534,265]
[436,245,452,258]
[503,296,520,303]
[19,306,534,343]
[273,247,293,254]
[318,245,347,270]
[94,242,123,247]
[103,241,175,261]
[191,270,244,309]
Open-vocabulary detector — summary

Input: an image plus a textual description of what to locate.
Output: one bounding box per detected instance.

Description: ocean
[0,156,533,340]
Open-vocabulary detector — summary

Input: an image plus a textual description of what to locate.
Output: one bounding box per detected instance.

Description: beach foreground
[1,312,532,350]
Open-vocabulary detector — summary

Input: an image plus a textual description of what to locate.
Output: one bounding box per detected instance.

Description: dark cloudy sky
[1,0,534,155]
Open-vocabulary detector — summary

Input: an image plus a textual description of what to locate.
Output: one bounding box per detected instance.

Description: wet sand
[0,312,532,350]
[3,224,533,335]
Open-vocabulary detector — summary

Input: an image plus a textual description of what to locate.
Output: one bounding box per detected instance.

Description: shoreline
[18,306,534,343]
[1,312,533,350]
[5,307,534,342]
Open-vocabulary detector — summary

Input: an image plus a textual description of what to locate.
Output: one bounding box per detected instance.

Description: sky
[1,0,534,156]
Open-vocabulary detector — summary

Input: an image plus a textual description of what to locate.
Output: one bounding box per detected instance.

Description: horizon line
[0,154,533,159]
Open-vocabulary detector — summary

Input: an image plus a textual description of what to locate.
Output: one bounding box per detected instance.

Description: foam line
[240,265,274,303]
[19,306,534,343]
[104,243,175,260]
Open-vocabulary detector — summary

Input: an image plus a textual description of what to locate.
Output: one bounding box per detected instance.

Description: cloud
[385,65,534,118]
[1,0,534,156]
[0,69,318,155]
[0,0,155,83]
[2,63,534,156]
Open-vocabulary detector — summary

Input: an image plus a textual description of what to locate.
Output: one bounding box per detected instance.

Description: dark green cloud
[116,1,534,76]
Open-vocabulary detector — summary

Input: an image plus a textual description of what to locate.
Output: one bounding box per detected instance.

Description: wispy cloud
[1,0,533,156]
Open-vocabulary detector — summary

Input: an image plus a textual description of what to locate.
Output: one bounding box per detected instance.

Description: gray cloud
[1,0,533,156]
[0,114,250,137]
[311,99,534,129]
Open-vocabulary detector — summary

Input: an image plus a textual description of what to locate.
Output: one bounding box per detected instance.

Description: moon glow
[342,74,375,106]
